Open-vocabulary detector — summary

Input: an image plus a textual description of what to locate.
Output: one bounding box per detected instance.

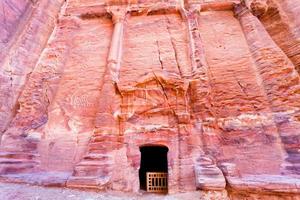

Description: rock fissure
[155,40,164,70]
[165,16,183,77]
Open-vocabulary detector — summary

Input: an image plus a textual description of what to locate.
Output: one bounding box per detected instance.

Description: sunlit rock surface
[0,0,300,199]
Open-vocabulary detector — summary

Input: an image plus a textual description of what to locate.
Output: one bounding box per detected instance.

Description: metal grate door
[146,172,168,193]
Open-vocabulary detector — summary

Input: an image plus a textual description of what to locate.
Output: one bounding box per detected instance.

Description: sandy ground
[0,182,202,200]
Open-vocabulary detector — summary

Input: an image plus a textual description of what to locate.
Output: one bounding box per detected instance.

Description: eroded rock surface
[0,0,300,199]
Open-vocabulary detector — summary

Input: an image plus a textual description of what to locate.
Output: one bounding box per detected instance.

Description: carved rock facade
[0,0,300,199]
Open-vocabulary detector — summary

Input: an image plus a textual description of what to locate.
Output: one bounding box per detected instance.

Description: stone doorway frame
[139,145,169,192]
[124,130,180,194]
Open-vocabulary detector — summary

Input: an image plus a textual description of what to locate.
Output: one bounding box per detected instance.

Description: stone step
[76,159,113,166]
[0,162,38,174]
[88,149,110,154]
[67,175,110,189]
[196,167,222,176]
[0,152,38,160]
[285,163,300,174]
[92,132,117,137]
[74,162,112,170]
[73,165,112,177]
[88,144,111,152]
[88,142,122,152]
[283,163,300,175]
[286,154,300,163]
[87,150,110,156]
[0,158,39,165]
[82,153,112,161]
[91,136,121,143]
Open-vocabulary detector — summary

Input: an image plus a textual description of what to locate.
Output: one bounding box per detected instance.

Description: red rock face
[258,0,300,73]
[1,0,300,199]
[0,0,65,134]
[0,0,31,49]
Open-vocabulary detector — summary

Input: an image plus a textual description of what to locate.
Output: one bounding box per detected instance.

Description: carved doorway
[139,145,168,193]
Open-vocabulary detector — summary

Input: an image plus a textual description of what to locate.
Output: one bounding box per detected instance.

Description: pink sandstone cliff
[0,0,300,199]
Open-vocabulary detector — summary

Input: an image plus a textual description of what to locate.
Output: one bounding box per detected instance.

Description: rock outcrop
[0,0,65,135]
[0,0,300,199]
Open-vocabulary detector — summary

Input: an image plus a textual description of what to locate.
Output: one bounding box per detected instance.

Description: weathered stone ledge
[198,108,300,131]
[65,0,241,19]
[226,174,300,194]
[0,171,71,187]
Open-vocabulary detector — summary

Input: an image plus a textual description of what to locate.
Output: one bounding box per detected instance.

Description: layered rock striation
[0,0,300,199]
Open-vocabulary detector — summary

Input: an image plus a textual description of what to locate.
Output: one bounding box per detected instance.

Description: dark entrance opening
[139,145,168,192]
